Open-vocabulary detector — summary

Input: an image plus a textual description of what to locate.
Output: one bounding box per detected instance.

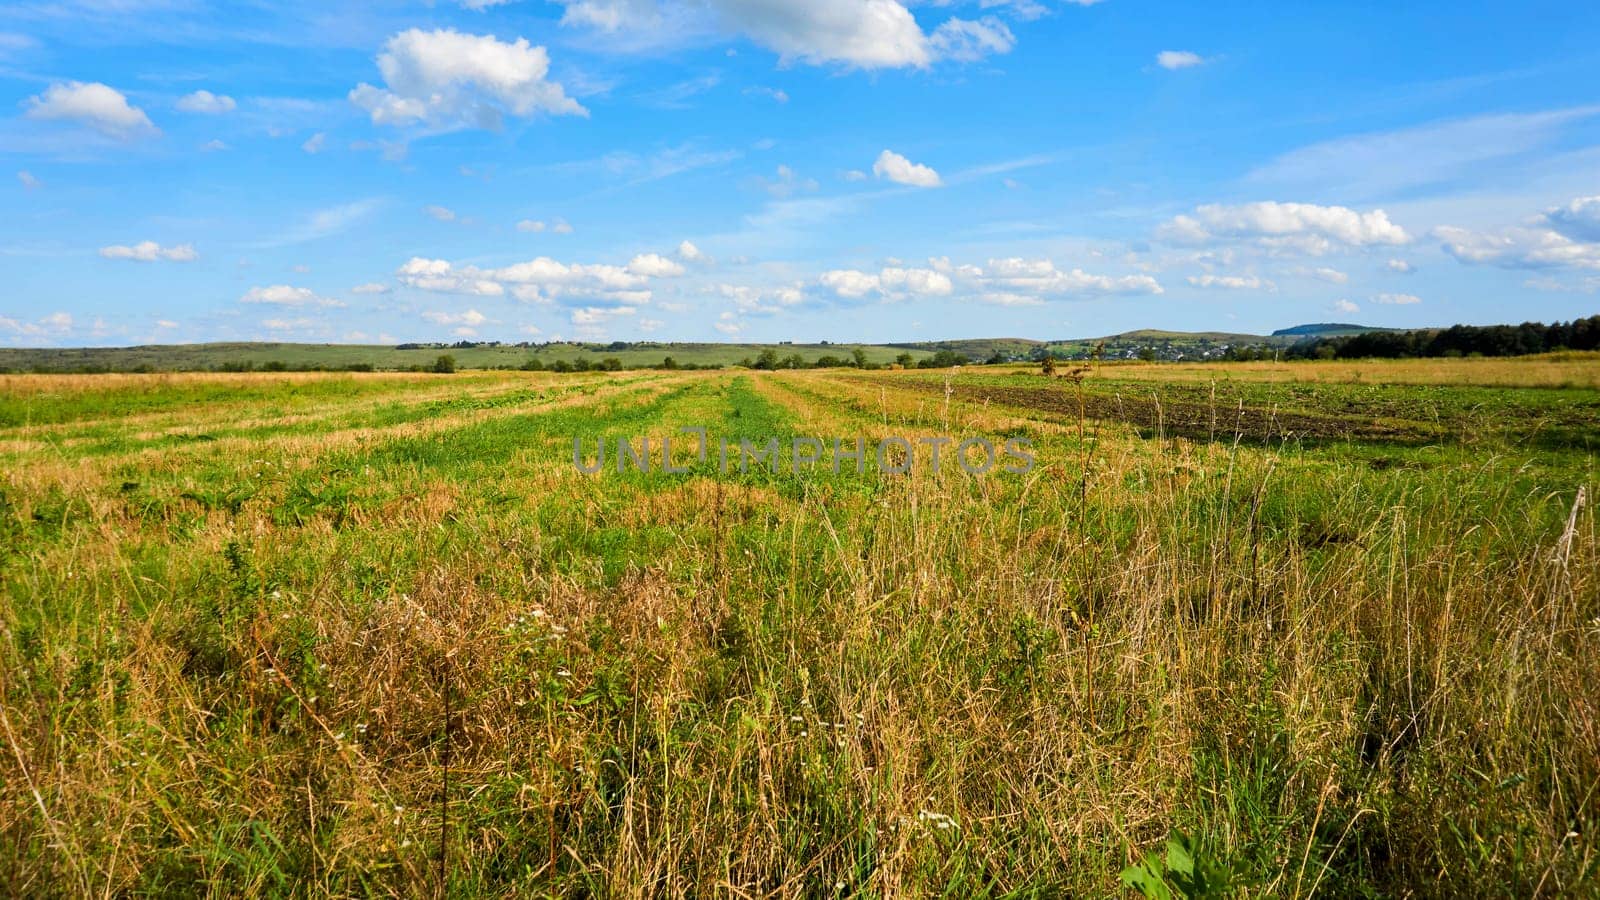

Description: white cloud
[557,0,1011,68]
[17,170,40,189]
[424,204,457,222]
[1156,50,1204,70]
[977,257,1163,298]
[240,285,345,308]
[1333,299,1360,314]
[1158,201,1411,254]
[396,257,507,296]
[301,132,327,154]
[1386,258,1414,274]
[819,257,1150,304]
[397,254,663,304]
[627,253,686,277]
[0,311,74,339]
[928,17,1015,63]
[677,240,704,261]
[517,219,547,232]
[718,282,804,314]
[552,219,574,234]
[842,169,868,182]
[201,139,228,152]
[422,309,488,326]
[350,29,586,131]
[99,241,198,262]
[1186,274,1276,291]
[1544,196,1600,243]
[570,305,638,336]
[25,81,157,139]
[262,317,319,332]
[1435,223,1600,271]
[351,282,391,294]
[1300,266,1348,284]
[873,149,941,187]
[176,90,236,114]
[818,269,885,299]
[1373,292,1421,305]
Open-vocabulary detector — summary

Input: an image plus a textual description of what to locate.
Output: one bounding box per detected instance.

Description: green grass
[0,341,940,373]
[0,363,1596,897]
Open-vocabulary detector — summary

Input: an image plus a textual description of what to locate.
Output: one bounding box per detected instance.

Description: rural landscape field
[3,357,1595,896]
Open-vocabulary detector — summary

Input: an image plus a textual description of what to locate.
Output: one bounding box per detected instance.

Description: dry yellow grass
[0,367,1595,897]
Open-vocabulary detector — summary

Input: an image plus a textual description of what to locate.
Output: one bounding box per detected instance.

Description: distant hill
[1271,323,1395,337]
[0,323,1408,372]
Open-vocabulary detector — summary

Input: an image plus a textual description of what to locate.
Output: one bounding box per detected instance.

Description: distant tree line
[1288,315,1600,360]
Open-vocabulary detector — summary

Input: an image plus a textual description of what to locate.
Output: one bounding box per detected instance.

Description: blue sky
[3,0,1600,346]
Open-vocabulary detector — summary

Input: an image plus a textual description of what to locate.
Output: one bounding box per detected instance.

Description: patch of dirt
[873,378,1445,446]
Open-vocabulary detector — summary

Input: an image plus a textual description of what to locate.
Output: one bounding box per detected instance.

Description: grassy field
[1,359,1596,896]
[0,341,941,374]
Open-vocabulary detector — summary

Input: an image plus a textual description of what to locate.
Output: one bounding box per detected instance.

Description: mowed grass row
[1,366,1597,897]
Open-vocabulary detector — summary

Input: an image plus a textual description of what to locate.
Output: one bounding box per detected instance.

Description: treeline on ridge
[1288,315,1600,359]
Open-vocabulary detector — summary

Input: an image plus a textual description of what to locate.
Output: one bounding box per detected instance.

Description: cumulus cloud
[872,149,941,187]
[240,285,345,307]
[1333,299,1360,314]
[396,252,679,304]
[1156,50,1205,70]
[1543,196,1600,243]
[557,0,1012,68]
[677,240,704,261]
[517,219,547,232]
[718,282,804,315]
[25,82,157,139]
[99,241,198,262]
[1435,223,1600,271]
[349,29,586,131]
[0,311,74,338]
[176,90,236,114]
[1186,274,1276,291]
[1158,201,1411,254]
[1386,258,1415,274]
[972,257,1163,301]
[627,253,686,277]
[820,256,1159,304]
[396,258,506,296]
[422,308,488,326]
[1373,292,1421,305]
[818,268,886,299]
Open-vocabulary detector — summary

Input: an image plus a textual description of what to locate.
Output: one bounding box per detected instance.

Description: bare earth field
[1,359,1596,897]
